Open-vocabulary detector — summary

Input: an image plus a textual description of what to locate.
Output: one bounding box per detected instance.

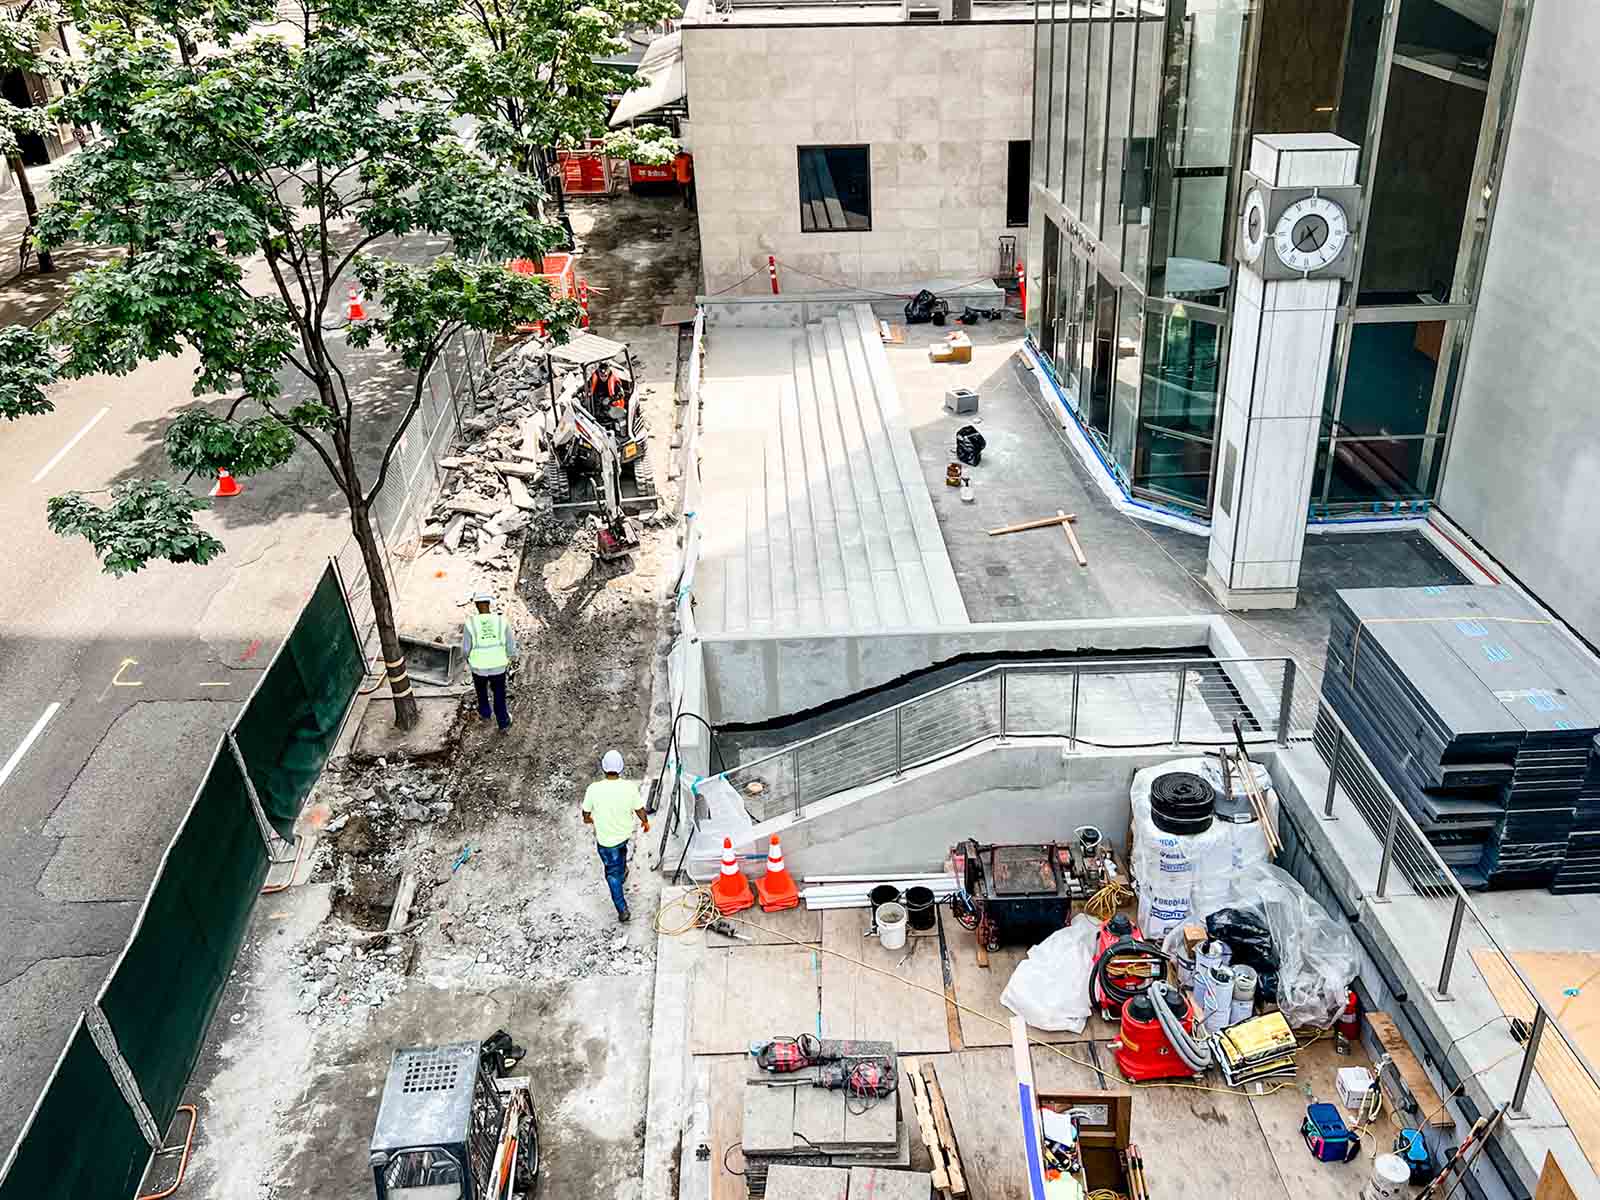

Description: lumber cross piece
[986,513,1077,536]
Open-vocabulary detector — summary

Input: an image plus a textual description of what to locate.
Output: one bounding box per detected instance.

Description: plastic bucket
[867,885,901,933]
[904,886,936,931]
[876,902,909,951]
[1366,1154,1410,1200]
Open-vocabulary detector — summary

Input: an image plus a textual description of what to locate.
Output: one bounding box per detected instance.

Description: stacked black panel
[1320,585,1600,893]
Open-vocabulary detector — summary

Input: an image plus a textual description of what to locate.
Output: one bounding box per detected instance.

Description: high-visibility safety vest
[467,613,509,672]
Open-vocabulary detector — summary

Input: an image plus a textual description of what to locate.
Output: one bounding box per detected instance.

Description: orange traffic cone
[756,833,799,912]
[346,285,366,322]
[710,836,755,916]
[211,469,241,498]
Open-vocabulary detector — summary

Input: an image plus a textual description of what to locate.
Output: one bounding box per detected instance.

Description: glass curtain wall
[1313,0,1527,513]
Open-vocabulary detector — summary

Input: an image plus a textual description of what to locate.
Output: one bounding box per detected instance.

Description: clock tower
[1206,133,1362,610]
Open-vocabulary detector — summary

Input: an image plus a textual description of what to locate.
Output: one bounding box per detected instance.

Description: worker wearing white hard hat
[582,747,649,923]
[462,590,517,732]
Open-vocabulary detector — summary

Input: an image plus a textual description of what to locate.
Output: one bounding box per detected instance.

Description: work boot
[618,909,631,924]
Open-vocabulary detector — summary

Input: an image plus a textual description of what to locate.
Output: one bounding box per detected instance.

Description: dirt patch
[568,193,702,325]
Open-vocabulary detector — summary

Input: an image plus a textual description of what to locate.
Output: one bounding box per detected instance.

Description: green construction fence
[0,562,365,1198]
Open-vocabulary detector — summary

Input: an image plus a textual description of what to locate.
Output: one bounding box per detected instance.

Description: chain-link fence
[340,328,492,652]
[0,562,366,1200]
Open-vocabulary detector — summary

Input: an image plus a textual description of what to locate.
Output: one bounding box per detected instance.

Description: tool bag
[905,289,949,326]
[1302,1103,1361,1163]
[956,425,986,467]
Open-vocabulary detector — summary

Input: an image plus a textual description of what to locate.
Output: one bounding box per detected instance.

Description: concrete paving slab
[767,1163,851,1200]
[847,1166,931,1200]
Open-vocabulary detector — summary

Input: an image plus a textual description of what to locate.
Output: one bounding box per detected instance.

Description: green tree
[5,8,579,729]
[395,0,679,180]
[0,0,69,275]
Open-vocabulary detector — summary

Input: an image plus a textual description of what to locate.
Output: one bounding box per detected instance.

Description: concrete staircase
[695,304,967,634]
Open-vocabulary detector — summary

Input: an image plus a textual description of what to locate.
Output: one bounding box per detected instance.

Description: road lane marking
[31,406,111,484]
[0,703,61,793]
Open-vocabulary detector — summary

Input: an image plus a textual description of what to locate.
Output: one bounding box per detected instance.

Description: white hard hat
[472,591,494,603]
[601,749,625,775]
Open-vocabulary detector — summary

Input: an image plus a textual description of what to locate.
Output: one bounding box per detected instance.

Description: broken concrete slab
[350,695,458,763]
[487,509,532,537]
[474,533,507,564]
[492,460,541,479]
[445,494,500,517]
[442,513,469,552]
[506,476,535,510]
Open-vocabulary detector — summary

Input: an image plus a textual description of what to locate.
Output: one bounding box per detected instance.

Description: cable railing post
[1511,1007,1547,1117]
[1171,665,1187,747]
[1068,669,1080,750]
[1436,892,1466,1000]
[1375,801,1400,901]
[894,706,904,778]
[1324,726,1343,820]
[791,748,802,819]
[998,668,1009,741]
[1277,659,1296,746]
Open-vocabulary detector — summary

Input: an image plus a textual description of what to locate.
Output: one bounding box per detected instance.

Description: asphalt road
[0,226,451,1153]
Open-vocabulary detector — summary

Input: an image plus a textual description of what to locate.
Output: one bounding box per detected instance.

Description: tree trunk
[8,155,54,274]
[351,500,420,731]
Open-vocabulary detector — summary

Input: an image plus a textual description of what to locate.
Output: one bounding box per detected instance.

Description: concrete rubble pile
[420,350,568,564]
[438,902,654,982]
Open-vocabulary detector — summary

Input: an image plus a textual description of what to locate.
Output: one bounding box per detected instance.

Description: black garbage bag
[905,289,940,324]
[1206,907,1281,1001]
[955,425,986,467]
[960,306,984,324]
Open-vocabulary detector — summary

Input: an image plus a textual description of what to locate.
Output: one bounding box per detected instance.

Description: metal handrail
[726,655,1297,780]
[1317,699,1600,1112]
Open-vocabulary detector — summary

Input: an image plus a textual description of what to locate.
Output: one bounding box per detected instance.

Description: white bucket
[1363,1153,1410,1200]
[876,902,908,951]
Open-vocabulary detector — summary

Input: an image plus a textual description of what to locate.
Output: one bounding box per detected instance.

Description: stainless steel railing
[712,655,1302,823]
[1314,699,1600,1116]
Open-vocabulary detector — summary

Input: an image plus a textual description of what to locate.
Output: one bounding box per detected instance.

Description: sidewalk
[0,152,121,325]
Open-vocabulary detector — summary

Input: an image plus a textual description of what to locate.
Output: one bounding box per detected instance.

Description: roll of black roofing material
[1150,771,1215,835]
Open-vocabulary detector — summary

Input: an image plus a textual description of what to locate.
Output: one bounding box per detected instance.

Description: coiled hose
[1088,935,1168,1013]
[1149,981,1214,1074]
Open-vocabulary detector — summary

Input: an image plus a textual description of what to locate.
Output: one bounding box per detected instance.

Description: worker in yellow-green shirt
[582,749,649,923]
[462,591,517,731]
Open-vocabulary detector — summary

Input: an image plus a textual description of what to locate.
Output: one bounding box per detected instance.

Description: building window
[798,145,871,233]
[1006,141,1030,227]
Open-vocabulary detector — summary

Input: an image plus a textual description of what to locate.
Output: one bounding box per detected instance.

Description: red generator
[1112,987,1202,1082]
[1089,914,1165,1020]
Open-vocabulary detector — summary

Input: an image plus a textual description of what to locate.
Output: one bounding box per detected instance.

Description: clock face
[1273,195,1350,274]
[1239,188,1267,264]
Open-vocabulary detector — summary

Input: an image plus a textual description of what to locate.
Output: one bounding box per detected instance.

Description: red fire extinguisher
[1336,990,1359,1053]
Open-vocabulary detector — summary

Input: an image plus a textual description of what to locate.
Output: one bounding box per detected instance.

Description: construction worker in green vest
[462,591,517,731]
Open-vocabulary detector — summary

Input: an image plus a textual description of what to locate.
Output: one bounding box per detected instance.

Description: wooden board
[1247,1034,1397,1199]
[1123,1045,1283,1200]
[708,1056,752,1200]
[706,904,823,947]
[1536,1150,1579,1200]
[945,935,1117,1048]
[689,945,823,1054]
[818,911,951,1054]
[1364,1011,1451,1127]
[1472,949,1600,1177]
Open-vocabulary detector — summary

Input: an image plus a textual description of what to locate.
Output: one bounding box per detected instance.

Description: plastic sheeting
[1000,914,1101,1032]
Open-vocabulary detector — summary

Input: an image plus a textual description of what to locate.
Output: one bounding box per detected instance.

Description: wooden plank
[689,945,823,1054]
[1472,949,1600,1178]
[903,1059,951,1192]
[819,910,950,1054]
[709,1056,751,1200]
[1010,1018,1048,1200]
[1057,510,1087,567]
[1248,1034,1395,1200]
[1124,1044,1282,1200]
[1364,1011,1451,1127]
[986,514,1075,537]
[1536,1150,1579,1200]
[919,1062,967,1197]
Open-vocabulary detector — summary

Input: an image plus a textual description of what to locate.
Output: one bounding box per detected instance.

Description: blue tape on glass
[1456,619,1487,637]
[1483,643,1511,663]
[1529,691,1563,713]
[1557,719,1577,730]
[1424,585,1445,595]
